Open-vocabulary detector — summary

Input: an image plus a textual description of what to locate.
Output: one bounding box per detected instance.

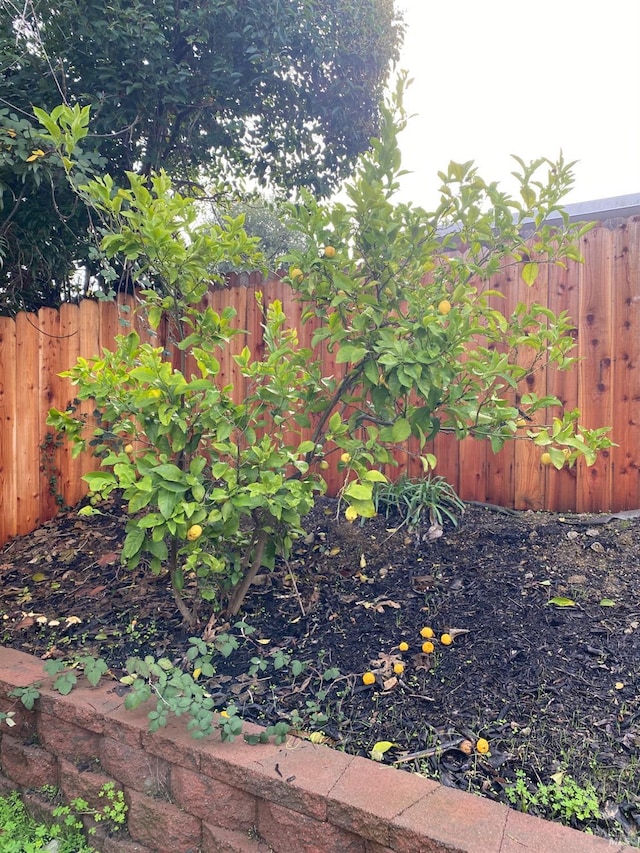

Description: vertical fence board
[514,262,549,510]
[58,304,82,507]
[77,300,101,489]
[576,226,614,512]
[15,313,40,534]
[484,262,519,506]
[611,217,640,509]
[0,316,17,542]
[38,308,63,522]
[545,258,580,511]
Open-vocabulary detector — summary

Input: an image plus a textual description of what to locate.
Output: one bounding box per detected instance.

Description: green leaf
[362,470,387,483]
[599,598,616,607]
[152,463,185,482]
[546,596,576,608]
[522,262,539,286]
[336,344,367,364]
[343,482,372,502]
[391,418,411,442]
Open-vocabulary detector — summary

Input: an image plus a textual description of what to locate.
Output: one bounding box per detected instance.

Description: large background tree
[0,0,402,313]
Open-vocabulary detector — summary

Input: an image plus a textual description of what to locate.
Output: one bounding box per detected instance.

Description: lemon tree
[45,78,612,624]
[282,76,612,477]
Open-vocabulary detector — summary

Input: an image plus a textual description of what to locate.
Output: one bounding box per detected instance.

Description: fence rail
[1,215,639,548]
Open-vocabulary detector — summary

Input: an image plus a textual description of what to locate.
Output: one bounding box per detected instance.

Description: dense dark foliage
[0,0,402,312]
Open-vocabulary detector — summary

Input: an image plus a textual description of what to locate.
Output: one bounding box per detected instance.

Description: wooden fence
[1,214,639,547]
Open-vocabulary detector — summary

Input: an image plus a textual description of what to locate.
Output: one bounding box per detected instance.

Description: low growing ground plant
[0,788,108,853]
[505,768,601,825]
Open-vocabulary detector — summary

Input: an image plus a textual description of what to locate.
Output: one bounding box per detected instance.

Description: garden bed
[0,495,638,847]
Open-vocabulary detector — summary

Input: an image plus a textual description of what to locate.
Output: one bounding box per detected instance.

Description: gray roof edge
[553,193,640,223]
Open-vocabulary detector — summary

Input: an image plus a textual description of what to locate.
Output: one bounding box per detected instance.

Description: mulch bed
[1,495,638,845]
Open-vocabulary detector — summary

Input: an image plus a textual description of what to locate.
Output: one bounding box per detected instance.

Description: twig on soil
[392,737,469,764]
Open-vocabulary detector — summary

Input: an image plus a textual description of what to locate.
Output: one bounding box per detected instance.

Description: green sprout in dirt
[505,768,601,825]
[44,77,613,627]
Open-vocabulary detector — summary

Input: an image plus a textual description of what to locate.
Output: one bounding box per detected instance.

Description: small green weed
[505,769,601,825]
[0,790,95,852]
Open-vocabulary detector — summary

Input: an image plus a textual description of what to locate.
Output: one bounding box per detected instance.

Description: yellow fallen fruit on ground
[420,626,434,638]
[476,737,490,754]
[362,671,376,685]
[438,299,452,315]
[398,641,409,652]
[393,662,405,675]
[187,524,203,541]
[421,641,435,654]
[440,633,453,646]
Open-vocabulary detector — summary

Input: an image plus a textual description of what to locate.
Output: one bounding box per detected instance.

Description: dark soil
[1,496,639,846]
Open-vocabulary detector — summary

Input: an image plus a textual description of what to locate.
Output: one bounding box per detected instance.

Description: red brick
[501,807,628,852]
[240,740,354,821]
[0,647,46,690]
[37,713,101,763]
[391,785,508,852]
[0,771,19,797]
[198,726,283,795]
[0,695,37,740]
[0,734,58,788]
[365,843,394,853]
[102,700,148,748]
[258,799,365,853]
[37,683,122,734]
[89,825,152,853]
[199,734,351,822]
[327,756,437,846]
[21,790,59,826]
[126,787,201,853]
[141,717,204,771]
[171,763,256,831]
[58,756,118,814]
[202,823,273,853]
[100,735,170,798]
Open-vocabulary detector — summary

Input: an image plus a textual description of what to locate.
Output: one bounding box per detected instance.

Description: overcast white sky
[394,1,640,209]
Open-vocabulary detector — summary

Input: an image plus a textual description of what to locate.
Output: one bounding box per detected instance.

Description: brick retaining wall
[0,648,632,853]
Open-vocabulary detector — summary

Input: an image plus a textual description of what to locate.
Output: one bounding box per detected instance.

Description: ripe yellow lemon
[438,299,452,315]
[187,524,203,541]
[340,452,351,464]
[362,671,376,686]
[422,641,435,654]
[476,737,490,754]
[289,267,304,282]
[540,452,553,466]
[323,246,336,258]
[398,641,409,652]
[440,633,453,646]
[420,626,434,639]
[123,444,134,454]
